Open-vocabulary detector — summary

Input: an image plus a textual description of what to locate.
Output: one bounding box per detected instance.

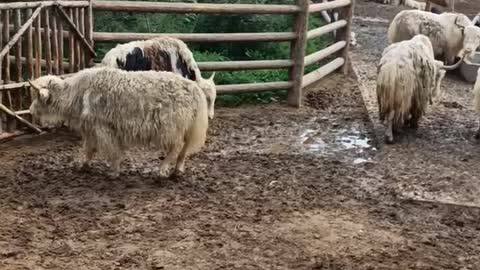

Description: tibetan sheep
[377,34,463,144]
[100,36,217,119]
[387,10,480,65]
[28,67,210,179]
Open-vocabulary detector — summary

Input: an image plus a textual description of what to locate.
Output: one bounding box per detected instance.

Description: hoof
[385,136,394,144]
[475,133,480,140]
[107,171,120,179]
[157,167,172,179]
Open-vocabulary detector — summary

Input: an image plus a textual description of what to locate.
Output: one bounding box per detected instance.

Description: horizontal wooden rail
[217,81,293,95]
[309,0,351,13]
[304,41,346,66]
[93,1,300,15]
[307,20,347,40]
[93,32,296,43]
[0,1,89,10]
[0,73,75,92]
[198,59,293,71]
[7,55,70,70]
[302,57,344,88]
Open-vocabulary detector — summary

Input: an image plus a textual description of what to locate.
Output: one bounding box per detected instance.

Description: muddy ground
[2,1,480,269]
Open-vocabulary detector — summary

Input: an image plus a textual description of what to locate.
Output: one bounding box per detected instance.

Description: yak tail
[473,72,480,113]
[184,85,209,155]
[376,62,417,128]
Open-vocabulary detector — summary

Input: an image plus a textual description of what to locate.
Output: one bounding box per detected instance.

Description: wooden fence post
[287,0,309,108]
[336,0,354,75]
[86,0,94,67]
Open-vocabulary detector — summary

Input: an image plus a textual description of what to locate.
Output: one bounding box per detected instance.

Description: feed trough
[460,51,480,83]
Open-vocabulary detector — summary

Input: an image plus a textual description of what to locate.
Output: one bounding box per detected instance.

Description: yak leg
[158,143,183,178]
[96,128,123,178]
[80,137,97,169]
[475,119,480,140]
[385,111,395,144]
[174,140,191,176]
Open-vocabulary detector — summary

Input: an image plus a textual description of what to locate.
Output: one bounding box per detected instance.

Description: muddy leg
[158,143,183,179]
[95,127,123,178]
[385,111,395,144]
[173,142,190,176]
[80,137,97,169]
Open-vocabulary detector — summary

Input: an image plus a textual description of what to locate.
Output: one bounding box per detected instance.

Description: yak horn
[441,55,465,70]
[28,79,41,92]
[472,14,480,26]
[209,72,216,81]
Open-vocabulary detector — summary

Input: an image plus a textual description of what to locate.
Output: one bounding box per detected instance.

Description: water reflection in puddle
[298,124,375,164]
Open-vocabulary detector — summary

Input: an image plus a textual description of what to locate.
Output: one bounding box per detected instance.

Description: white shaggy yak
[377,34,462,144]
[28,67,210,179]
[100,37,217,119]
[379,0,427,10]
[388,10,480,65]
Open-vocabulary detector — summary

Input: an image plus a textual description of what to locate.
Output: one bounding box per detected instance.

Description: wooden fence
[0,0,354,138]
[0,0,94,135]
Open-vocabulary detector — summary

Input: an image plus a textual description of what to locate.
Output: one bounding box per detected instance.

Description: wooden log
[0,72,75,91]
[8,55,69,70]
[57,9,64,74]
[307,20,347,40]
[85,0,93,66]
[68,8,74,73]
[302,57,344,88]
[217,81,293,95]
[198,59,293,71]
[2,10,10,83]
[1,23,71,39]
[0,1,89,10]
[14,9,22,82]
[309,0,351,13]
[73,8,80,71]
[79,8,85,69]
[336,0,354,74]
[0,5,42,61]
[287,0,309,108]
[93,1,300,15]
[94,31,296,43]
[34,9,41,77]
[56,5,96,57]
[51,8,58,74]
[25,8,34,79]
[43,7,52,75]
[0,102,42,133]
[304,41,346,66]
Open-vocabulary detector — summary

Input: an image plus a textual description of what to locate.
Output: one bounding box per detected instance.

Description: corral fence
[0,0,354,139]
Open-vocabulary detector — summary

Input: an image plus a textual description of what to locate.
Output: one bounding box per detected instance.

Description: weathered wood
[302,57,344,88]
[0,102,42,133]
[34,10,41,77]
[2,10,10,83]
[74,8,80,71]
[43,7,52,74]
[0,73,75,91]
[0,11,3,133]
[68,8,74,73]
[94,32,296,43]
[14,9,22,82]
[79,7,85,69]
[307,20,347,40]
[51,8,58,74]
[56,5,96,57]
[8,55,69,70]
[217,81,293,95]
[336,0,354,74]
[304,41,346,66]
[2,23,71,39]
[93,1,300,15]
[85,0,93,66]
[288,0,309,108]
[57,9,64,74]
[309,0,351,13]
[198,59,293,71]
[0,5,42,63]
[0,1,89,10]
[25,8,34,79]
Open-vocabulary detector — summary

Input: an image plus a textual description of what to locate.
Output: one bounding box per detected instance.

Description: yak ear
[209,72,216,81]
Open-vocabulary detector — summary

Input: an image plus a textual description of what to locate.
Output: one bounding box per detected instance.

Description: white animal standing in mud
[388,10,480,65]
[377,0,426,10]
[473,69,480,139]
[100,36,217,119]
[376,34,463,143]
[28,67,214,179]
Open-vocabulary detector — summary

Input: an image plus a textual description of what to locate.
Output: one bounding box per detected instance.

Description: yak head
[196,72,216,120]
[462,25,480,61]
[28,75,66,126]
